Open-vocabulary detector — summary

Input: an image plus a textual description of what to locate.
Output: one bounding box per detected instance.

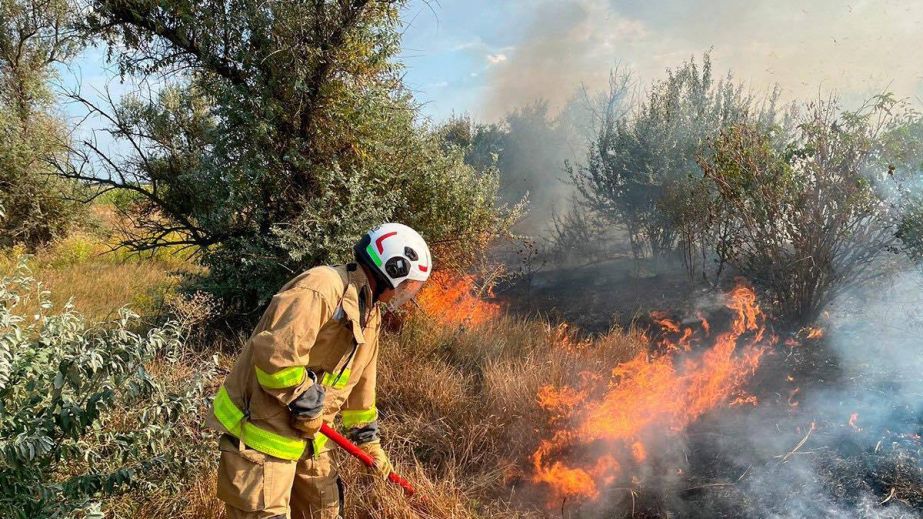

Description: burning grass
[530,281,771,508]
[106,272,923,518]
[14,210,917,518]
[415,270,501,328]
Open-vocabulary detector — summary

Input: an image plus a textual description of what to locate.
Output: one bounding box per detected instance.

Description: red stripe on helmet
[419,265,429,272]
[375,231,397,253]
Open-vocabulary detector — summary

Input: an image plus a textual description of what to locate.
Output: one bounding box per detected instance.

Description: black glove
[347,421,380,445]
[288,370,326,436]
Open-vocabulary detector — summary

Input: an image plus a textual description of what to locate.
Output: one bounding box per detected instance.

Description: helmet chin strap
[357,261,389,302]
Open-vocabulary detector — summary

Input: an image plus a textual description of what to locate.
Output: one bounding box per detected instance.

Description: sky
[399,0,923,122]
[59,1,923,126]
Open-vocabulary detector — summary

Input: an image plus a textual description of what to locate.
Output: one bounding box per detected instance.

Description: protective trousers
[218,435,343,519]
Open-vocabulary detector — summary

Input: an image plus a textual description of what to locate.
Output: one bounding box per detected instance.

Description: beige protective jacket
[207,264,382,460]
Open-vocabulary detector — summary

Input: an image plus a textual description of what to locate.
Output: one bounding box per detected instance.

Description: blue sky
[59,0,923,127]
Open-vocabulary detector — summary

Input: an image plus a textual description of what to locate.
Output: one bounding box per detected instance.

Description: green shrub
[0,261,214,518]
[573,54,777,266]
[698,96,912,324]
[47,235,96,267]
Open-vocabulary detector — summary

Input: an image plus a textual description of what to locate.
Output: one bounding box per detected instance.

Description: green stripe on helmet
[365,243,383,267]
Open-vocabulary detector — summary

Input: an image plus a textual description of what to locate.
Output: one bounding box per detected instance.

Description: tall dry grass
[0,203,196,322]
[125,314,645,519]
[344,315,646,518]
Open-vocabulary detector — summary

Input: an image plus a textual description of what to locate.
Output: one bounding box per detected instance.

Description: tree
[0,0,83,248]
[573,54,769,264]
[699,95,912,325]
[58,0,515,314]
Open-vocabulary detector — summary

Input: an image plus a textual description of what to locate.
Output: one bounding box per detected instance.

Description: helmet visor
[384,279,425,311]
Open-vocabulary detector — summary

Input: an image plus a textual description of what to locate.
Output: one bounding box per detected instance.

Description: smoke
[482,0,923,119]
[524,264,923,517]
[491,96,601,236]
[718,267,923,518]
[483,0,644,118]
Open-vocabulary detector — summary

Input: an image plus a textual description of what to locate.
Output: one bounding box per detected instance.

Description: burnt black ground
[498,257,703,335]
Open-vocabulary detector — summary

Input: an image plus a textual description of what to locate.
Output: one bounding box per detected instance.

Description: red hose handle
[319,423,416,496]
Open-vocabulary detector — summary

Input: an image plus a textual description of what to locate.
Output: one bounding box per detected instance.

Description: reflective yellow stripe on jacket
[214,386,330,460]
[254,365,305,389]
[321,368,351,389]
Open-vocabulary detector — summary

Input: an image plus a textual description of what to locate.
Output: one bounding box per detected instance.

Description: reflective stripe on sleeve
[321,369,351,390]
[255,365,306,389]
[341,406,378,429]
[312,434,329,455]
[212,385,307,460]
[213,385,245,436]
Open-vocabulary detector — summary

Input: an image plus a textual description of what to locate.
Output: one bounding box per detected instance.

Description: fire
[650,311,681,333]
[802,326,824,340]
[650,311,699,352]
[416,271,500,327]
[531,281,772,505]
[631,441,647,462]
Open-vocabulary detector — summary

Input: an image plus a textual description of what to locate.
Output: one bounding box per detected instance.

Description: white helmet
[354,223,432,289]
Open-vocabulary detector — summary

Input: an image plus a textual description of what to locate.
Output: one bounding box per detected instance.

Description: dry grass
[0,203,196,322]
[128,468,226,519]
[3,202,650,517]
[126,314,645,519]
[339,316,645,518]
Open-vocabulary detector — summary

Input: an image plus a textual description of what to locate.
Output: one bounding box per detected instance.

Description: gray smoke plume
[482,0,923,119]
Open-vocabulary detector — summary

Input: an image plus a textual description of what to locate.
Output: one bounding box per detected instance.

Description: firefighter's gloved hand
[359,440,393,480]
[287,370,326,437]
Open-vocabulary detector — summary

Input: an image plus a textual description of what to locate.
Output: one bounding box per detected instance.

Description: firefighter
[207,223,432,519]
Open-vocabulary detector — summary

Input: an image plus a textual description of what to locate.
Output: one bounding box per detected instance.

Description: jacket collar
[338,264,373,344]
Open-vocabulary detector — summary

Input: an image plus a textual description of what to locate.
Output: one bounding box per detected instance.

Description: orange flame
[631,441,647,462]
[803,327,824,340]
[531,281,772,504]
[416,271,500,327]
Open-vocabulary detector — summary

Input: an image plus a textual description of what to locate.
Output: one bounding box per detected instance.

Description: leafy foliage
[573,54,777,263]
[0,0,83,248]
[56,0,515,315]
[0,261,214,517]
[699,95,915,324]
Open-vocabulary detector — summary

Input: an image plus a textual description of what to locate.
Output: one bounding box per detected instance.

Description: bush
[0,261,214,518]
[698,95,913,324]
[0,0,83,249]
[573,54,776,265]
